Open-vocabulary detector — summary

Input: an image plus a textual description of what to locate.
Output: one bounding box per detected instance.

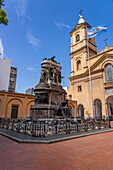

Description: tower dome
[78,14,85,24]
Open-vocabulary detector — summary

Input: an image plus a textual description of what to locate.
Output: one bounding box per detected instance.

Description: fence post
[55,120,58,134]
[109,119,111,128]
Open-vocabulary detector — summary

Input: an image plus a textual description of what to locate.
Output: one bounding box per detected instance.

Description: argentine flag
[87,25,107,38]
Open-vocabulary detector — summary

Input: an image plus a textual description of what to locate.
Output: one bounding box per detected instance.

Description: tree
[0,0,8,25]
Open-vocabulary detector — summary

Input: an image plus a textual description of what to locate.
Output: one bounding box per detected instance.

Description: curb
[0,128,113,144]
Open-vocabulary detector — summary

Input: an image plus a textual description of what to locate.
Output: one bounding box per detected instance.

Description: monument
[30,56,67,118]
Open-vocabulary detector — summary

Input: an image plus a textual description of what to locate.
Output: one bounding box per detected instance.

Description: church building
[67,14,113,120]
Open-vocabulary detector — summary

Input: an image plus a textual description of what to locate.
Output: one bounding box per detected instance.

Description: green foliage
[85,110,91,118]
[0,0,8,25]
[0,0,5,8]
[102,115,105,119]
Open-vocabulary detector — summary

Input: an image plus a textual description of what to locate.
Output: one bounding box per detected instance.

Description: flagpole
[86,25,94,119]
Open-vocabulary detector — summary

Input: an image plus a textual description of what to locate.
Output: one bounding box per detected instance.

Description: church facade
[67,14,113,120]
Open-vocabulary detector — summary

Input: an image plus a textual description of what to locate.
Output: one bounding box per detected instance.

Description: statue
[55,99,72,119]
[58,72,61,83]
[31,56,67,119]
[40,68,46,83]
[52,68,57,83]
[43,58,47,61]
[47,56,57,63]
[51,56,55,62]
[45,68,49,82]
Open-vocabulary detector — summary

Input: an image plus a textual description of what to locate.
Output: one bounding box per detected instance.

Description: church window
[78,85,82,92]
[105,64,113,82]
[76,34,80,42]
[77,60,81,70]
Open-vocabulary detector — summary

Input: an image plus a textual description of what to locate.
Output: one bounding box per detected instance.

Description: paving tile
[1,132,113,169]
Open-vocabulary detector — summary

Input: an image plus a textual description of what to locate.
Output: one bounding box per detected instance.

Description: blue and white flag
[87,25,107,38]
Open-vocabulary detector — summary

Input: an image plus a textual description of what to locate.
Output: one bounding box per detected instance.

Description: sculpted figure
[58,72,61,83]
[51,56,55,62]
[47,56,57,63]
[40,68,46,83]
[52,68,57,83]
[43,57,47,61]
[50,68,53,81]
[45,68,49,82]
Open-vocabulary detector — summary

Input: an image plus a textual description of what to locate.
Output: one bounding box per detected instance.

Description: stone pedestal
[30,57,66,118]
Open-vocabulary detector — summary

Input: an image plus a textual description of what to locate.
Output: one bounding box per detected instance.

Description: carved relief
[51,94,58,105]
[35,93,48,104]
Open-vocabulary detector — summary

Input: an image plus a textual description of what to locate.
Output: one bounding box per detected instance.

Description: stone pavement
[1,132,113,170]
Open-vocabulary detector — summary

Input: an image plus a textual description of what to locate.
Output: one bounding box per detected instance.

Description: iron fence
[0,118,111,137]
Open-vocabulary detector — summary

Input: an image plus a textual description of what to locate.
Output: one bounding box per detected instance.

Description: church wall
[91,74,106,116]
[68,65,113,118]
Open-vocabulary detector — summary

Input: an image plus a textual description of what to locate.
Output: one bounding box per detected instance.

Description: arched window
[94,99,102,120]
[77,60,81,70]
[76,34,80,42]
[78,104,84,119]
[105,64,113,82]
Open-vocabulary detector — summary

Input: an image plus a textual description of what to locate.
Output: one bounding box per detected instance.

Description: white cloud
[55,22,70,29]
[27,33,40,48]
[27,67,37,72]
[0,39,4,59]
[15,0,31,24]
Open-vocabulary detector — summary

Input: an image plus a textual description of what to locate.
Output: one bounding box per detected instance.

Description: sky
[0,0,113,93]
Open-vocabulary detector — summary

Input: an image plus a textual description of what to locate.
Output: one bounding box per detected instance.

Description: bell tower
[70,13,97,77]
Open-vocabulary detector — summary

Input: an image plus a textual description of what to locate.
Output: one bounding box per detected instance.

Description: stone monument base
[30,57,66,119]
[30,105,56,118]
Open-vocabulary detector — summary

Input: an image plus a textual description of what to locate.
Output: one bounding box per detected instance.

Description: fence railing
[0,118,111,138]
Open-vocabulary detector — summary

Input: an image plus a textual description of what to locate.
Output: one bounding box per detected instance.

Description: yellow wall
[0,91,34,119]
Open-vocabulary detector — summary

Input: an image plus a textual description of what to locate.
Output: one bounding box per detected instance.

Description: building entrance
[108,97,113,120]
[11,105,18,119]
[94,99,102,119]
[78,104,84,119]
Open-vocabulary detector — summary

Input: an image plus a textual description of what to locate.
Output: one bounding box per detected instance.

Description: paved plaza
[0,132,113,170]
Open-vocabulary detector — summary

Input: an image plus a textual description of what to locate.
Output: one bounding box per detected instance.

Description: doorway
[11,105,18,118]
[108,97,113,120]
[78,104,84,119]
[94,99,102,120]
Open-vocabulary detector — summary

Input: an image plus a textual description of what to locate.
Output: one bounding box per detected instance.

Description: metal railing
[0,118,111,138]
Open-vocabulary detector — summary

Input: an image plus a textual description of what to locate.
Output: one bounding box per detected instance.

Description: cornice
[69,45,97,56]
[70,38,97,48]
[89,47,113,60]
[88,54,113,72]
[85,74,103,82]
[69,74,103,85]
[0,90,34,98]
[70,22,91,34]
[69,68,104,81]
